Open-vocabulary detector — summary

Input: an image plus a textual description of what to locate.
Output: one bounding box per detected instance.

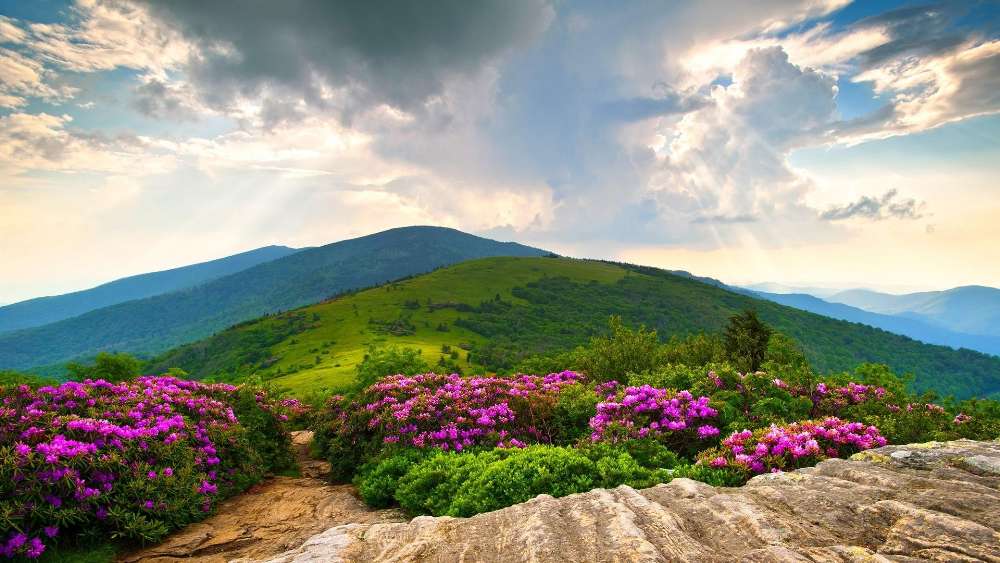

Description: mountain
[0,227,547,371]
[828,286,1000,338]
[747,290,1000,357]
[0,245,299,334]
[150,257,1000,400]
[743,282,843,298]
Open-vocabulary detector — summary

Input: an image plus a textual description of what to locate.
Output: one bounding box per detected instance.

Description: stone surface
[262,439,1000,563]
[119,431,404,563]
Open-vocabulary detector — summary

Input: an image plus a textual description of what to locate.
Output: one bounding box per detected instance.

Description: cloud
[130,77,200,120]
[0,112,175,180]
[645,47,838,239]
[820,189,925,221]
[136,0,554,121]
[0,47,76,108]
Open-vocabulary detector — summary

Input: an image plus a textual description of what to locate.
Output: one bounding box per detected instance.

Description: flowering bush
[699,417,887,475]
[0,377,296,559]
[588,385,720,454]
[314,371,587,479]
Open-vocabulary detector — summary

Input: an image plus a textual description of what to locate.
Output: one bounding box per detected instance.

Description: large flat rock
[262,439,1000,563]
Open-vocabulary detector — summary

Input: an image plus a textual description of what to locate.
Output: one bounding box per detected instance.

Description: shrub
[0,377,294,559]
[578,317,663,382]
[723,310,772,373]
[448,446,597,516]
[589,386,720,455]
[394,449,516,516]
[392,442,706,517]
[354,345,429,390]
[699,417,887,476]
[551,383,601,444]
[354,449,429,508]
[314,371,587,479]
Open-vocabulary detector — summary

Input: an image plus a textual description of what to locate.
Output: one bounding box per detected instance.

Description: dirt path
[120,431,404,563]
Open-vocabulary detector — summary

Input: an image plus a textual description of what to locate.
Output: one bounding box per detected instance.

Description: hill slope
[748,290,1000,357]
[150,257,1000,399]
[0,227,546,370]
[829,286,1000,337]
[0,245,298,334]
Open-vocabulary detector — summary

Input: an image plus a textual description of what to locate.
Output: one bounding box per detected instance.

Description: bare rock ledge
[261,439,1000,563]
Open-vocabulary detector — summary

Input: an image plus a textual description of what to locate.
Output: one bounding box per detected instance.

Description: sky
[1,0,998,304]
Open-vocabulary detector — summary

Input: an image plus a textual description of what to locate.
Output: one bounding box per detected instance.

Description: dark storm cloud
[820,189,924,221]
[853,2,984,68]
[137,0,553,118]
[131,79,195,120]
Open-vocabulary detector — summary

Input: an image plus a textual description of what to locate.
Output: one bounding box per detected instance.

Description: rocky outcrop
[120,432,404,563]
[263,439,1000,562]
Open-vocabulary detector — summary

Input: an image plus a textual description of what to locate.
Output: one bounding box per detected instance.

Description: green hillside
[151,257,1000,399]
[0,227,546,371]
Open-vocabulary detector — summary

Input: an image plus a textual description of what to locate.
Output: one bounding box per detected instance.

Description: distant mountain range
[0,227,547,370]
[742,282,843,299]
[0,245,299,334]
[828,287,1000,338]
[742,283,1000,357]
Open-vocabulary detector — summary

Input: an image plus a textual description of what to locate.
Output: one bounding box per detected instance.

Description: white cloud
[0,113,175,179]
[0,47,76,108]
[643,47,839,243]
[841,39,1000,143]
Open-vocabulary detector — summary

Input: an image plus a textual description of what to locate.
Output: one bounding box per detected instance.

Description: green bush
[449,446,597,516]
[390,442,688,517]
[354,449,430,507]
[394,449,516,516]
[551,383,601,444]
[354,345,429,390]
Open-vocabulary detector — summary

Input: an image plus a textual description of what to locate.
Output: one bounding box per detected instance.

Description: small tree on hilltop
[66,352,143,383]
[724,309,772,373]
[581,316,663,382]
[355,345,430,390]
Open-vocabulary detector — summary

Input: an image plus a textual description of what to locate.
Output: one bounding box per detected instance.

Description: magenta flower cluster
[0,376,289,559]
[704,417,887,474]
[589,385,719,445]
[360,371,584,450]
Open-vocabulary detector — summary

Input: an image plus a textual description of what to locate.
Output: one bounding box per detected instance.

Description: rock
[120,431,404,563]
[262,440,1000,562]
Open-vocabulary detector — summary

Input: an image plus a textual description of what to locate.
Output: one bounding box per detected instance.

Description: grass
[151,257,625,396]
[265,257,625,395]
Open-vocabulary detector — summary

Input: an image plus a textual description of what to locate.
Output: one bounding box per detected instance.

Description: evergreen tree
[724,309,772,373]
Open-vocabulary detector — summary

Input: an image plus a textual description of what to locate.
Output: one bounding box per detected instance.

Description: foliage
[353,345,429,390]
[577,316,664,383]
[386,444,671,517]
[699,418,887,475]
[0,376,296,559]
[65,353,142,383]
[314,371,585,475]
[353,449,430,508]
[588,385,720,456]
[330,359,1000,519]
[723,310,773,373]
[0,371,54,388]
